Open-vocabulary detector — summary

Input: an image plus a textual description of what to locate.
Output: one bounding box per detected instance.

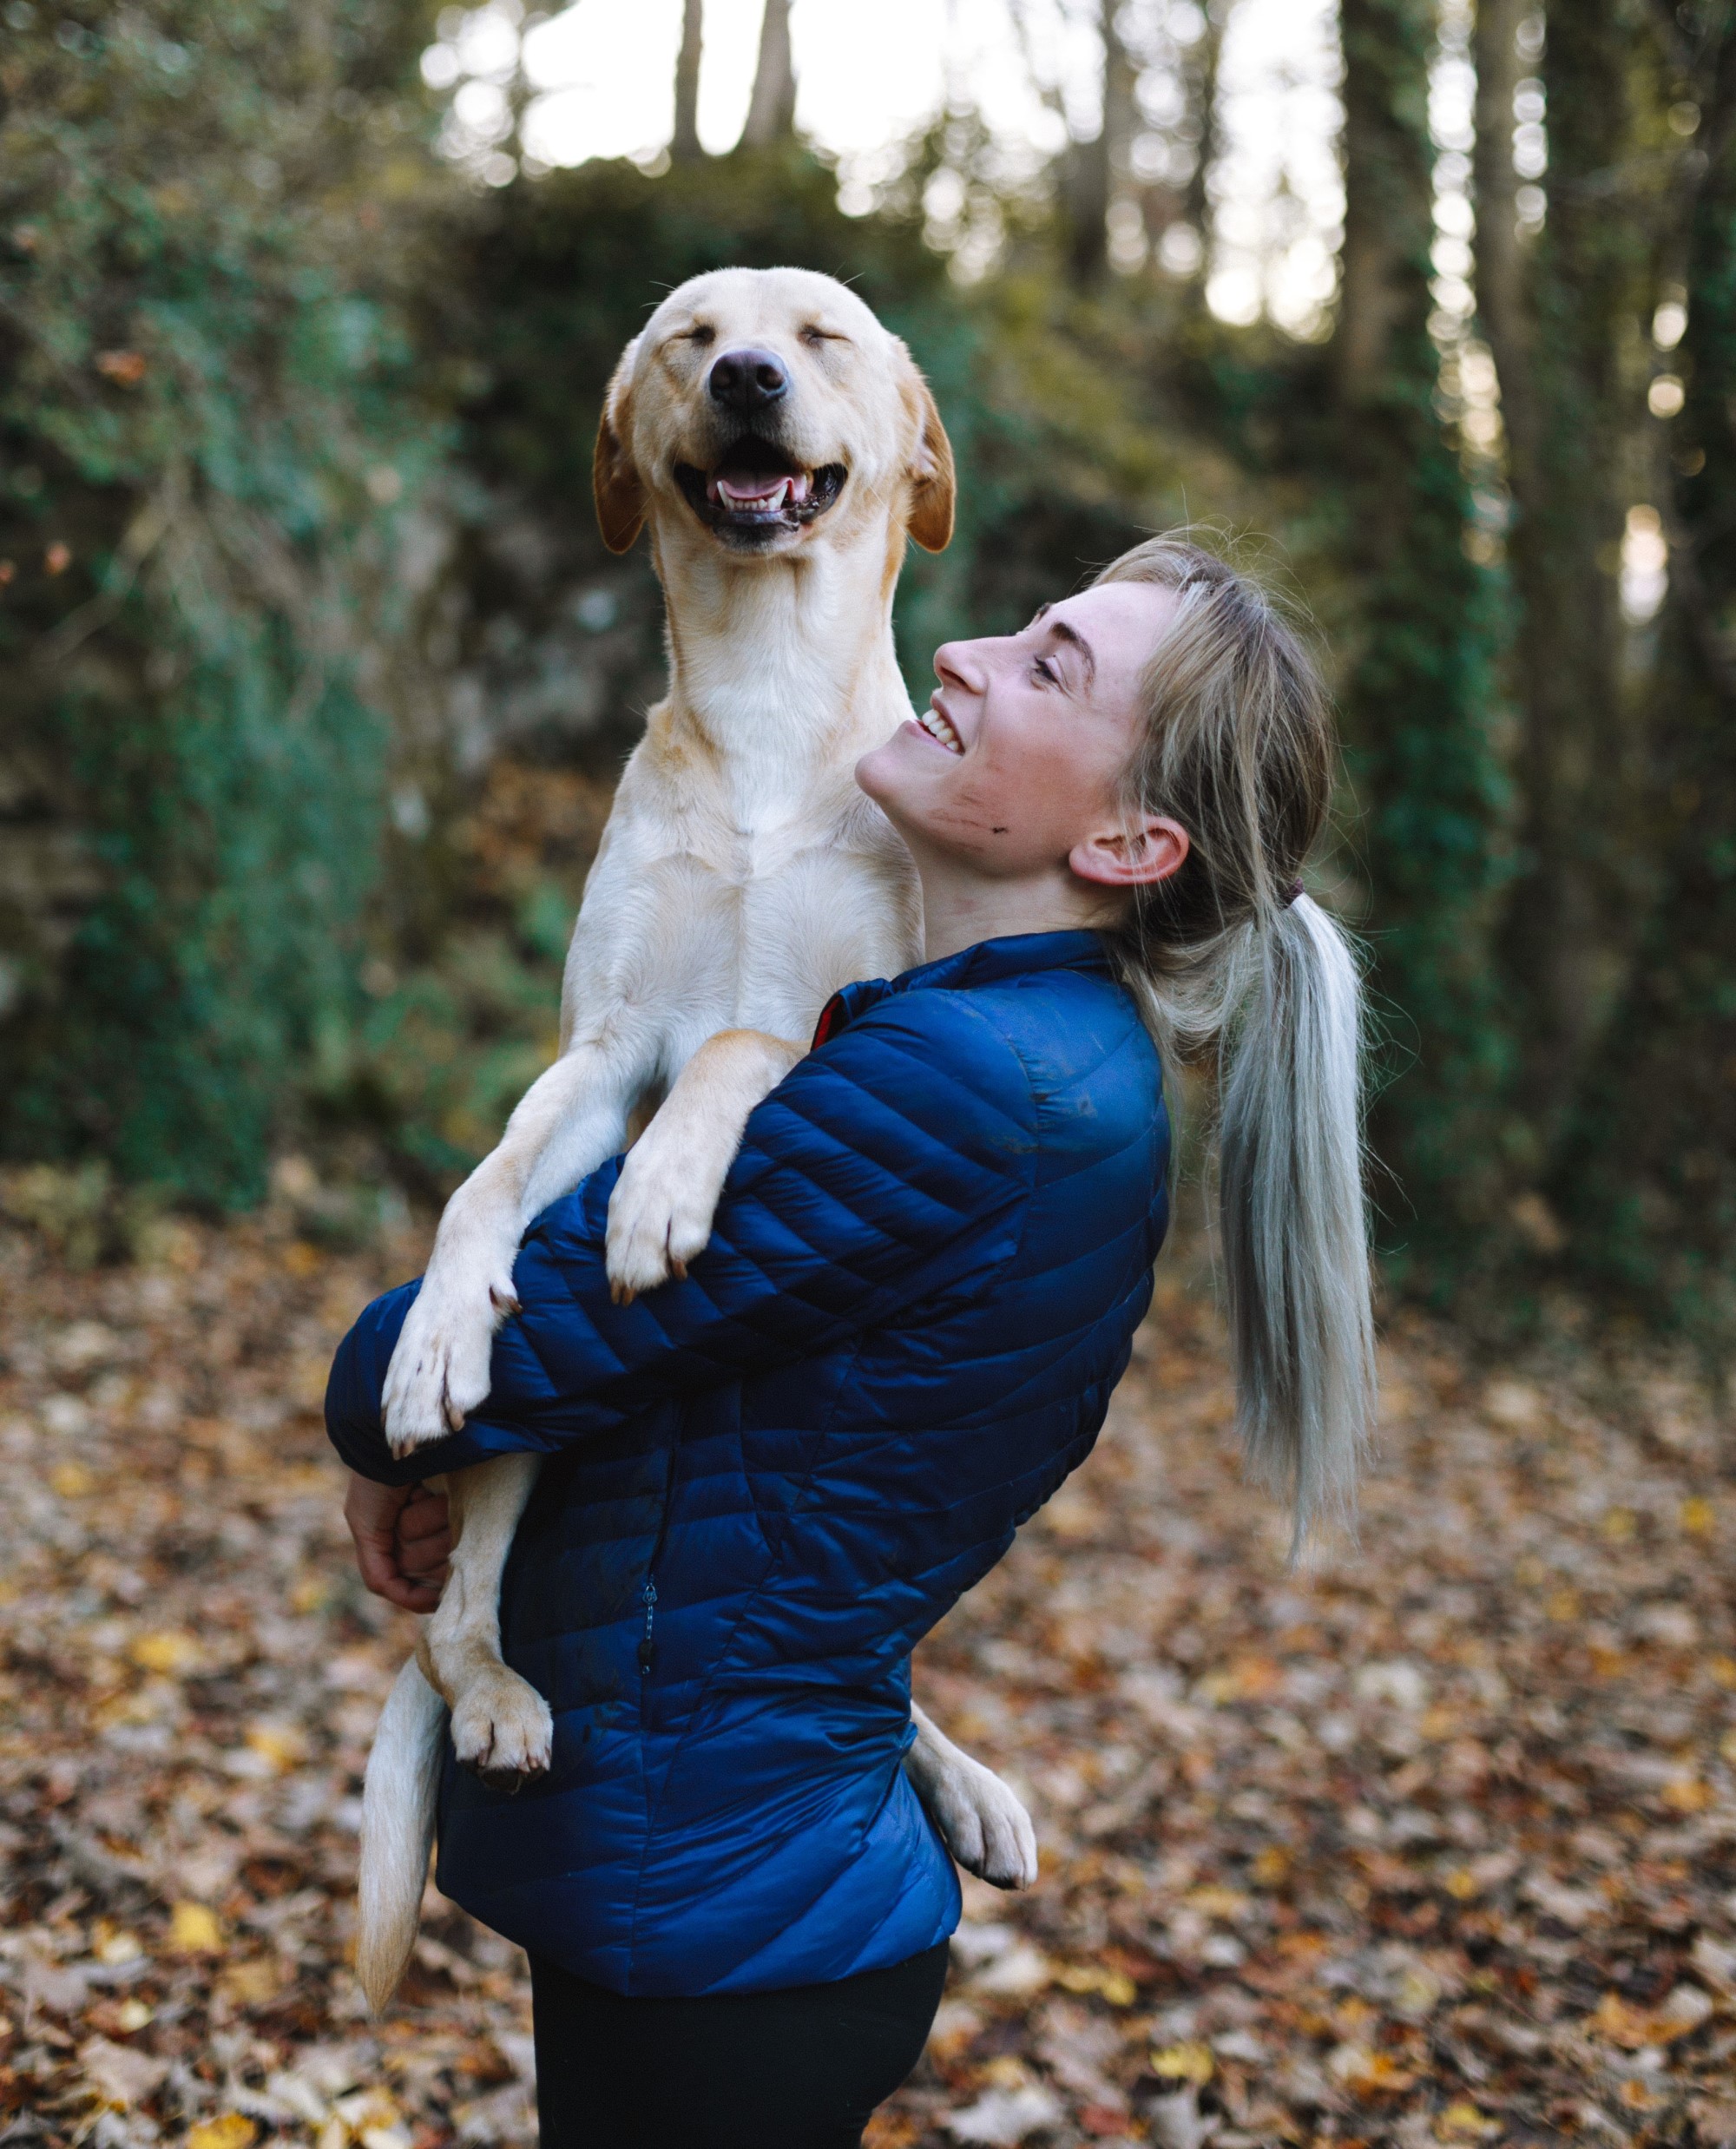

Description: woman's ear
[898,348,956,554]
[1069,814,1191,890]
[593,338,647,555]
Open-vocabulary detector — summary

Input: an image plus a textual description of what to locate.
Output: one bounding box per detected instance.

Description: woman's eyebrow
[1045,617,1096,687]
[1024,603,1095,687]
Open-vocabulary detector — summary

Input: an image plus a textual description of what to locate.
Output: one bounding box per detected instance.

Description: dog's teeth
[715,474,795,511]
[707,476,721,503]
[790,472,812,503]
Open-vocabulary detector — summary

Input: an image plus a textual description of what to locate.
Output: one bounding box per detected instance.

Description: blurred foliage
[2,0,1732,1353]
[1555,16,1736,1351]
[321,761,612,1195]
[0,0,442,1205]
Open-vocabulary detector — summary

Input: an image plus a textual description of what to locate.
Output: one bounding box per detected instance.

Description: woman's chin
[857,727,969,859]
[854,729,916,807]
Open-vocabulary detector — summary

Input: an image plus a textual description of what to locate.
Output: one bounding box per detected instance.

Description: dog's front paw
[382,1270,514,1457]
[918,1749,1038,1891]
[605,1140,720,1303]
[449,1666,554,1793]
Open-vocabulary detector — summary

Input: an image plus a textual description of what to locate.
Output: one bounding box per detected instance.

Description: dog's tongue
[710,468,812,509]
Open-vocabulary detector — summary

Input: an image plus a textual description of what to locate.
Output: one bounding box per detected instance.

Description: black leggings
[529,1941,950,2149]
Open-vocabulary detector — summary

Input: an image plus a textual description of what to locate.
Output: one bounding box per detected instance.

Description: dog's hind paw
[930,1756,1039,1890]
[906,1725,1038,1891]
[450,1668,554,1790]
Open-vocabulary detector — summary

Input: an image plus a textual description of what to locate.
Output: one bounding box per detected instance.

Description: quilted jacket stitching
[619,1000,1043,1966]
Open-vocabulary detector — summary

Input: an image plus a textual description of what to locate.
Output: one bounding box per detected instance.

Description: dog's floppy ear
[593,338,647,555]
[899,351,956,555]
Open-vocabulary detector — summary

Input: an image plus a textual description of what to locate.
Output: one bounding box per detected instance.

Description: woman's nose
[933,638,990,692]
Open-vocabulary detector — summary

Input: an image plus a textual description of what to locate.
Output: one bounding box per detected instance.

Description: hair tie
[1282,879,1305,908]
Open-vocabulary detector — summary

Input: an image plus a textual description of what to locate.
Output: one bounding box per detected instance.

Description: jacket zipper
[638,1454,677,1713]
[637,1578,657,1676]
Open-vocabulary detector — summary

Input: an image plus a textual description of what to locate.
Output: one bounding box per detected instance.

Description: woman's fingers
[395,1484,452,1579]
[344,1472,446,1611]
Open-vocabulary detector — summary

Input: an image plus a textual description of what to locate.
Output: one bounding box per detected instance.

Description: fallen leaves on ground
[0,1200,1733,2147]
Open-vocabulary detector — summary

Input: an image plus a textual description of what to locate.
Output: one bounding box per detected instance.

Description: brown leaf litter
[0,1199,1733,2148]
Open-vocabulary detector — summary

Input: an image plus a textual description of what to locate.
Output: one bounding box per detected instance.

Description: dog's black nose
[707,346,790,413]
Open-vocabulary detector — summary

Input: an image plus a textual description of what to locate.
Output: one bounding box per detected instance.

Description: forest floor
[1,1195,1733,2149]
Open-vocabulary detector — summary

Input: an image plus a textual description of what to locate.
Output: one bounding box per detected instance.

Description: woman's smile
[913,697,964,753]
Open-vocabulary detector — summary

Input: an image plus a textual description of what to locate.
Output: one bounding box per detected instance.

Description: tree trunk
[1334,0,1514,1288]
[742,0,795,148]
[1552,10,1736,1345]
[1492,0,1645,1147]
[673,0,704,164]
[1066,0,1134,284]
[1471,0,1536,489]
[1181,0,1227,268]
[1336,0,1433,403]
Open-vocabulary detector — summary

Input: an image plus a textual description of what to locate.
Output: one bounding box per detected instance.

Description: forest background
[1,0,1733,1361]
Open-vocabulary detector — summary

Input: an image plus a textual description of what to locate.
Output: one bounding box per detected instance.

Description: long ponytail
[1220,893,1373,1544]
[1095,536,1374,1549]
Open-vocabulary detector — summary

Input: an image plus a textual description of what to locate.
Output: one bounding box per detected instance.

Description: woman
[328,536,1374,2149]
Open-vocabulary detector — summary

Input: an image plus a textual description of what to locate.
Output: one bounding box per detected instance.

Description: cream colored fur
[358,270,1036,2013]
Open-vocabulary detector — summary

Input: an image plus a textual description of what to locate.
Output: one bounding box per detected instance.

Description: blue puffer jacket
[327,930,1169,1995]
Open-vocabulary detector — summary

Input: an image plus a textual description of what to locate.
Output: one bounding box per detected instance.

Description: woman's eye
[1033,656,1058,686]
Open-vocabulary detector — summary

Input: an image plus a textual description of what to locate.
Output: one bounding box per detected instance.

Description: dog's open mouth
[675,437,846,542]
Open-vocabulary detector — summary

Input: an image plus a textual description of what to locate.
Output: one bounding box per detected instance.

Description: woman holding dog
[330,535,1373,2149]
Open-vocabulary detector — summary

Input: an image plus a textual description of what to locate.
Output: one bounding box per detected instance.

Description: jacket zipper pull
[637,1579,657,1675]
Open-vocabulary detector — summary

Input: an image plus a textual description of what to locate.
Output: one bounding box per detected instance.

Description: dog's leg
[417,1456,551,1790]
[905,1703,1038,1891]
[385,1040,640,1455]
[605,1028,804,1298]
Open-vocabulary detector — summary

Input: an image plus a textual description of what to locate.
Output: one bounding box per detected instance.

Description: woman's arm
[328,991,1036,1484]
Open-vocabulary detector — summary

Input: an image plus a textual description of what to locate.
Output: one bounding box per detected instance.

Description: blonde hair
[1095,534,1374,1549]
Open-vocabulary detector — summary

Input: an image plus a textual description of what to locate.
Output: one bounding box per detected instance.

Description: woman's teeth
[917,706,963,754]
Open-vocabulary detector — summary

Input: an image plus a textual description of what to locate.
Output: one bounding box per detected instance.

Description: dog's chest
[689,829,913,1035]
[579,825,908,1050]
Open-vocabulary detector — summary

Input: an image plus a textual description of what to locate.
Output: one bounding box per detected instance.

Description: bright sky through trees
[425,0,1345,335]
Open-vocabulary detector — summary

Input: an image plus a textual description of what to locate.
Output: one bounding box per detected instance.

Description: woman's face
[857,579,1185,893]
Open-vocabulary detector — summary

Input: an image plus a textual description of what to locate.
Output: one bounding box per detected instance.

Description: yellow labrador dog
[357,268,1036,2012]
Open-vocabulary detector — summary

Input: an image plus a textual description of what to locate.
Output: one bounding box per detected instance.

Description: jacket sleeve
[327,991,1037,1482]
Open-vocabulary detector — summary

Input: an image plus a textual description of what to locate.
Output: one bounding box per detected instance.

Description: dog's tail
[358,1656,447,2015]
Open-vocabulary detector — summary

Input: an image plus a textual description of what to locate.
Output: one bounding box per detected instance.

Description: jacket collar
[812,930,1110,1047]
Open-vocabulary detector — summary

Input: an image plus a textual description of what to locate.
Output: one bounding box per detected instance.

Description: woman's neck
[915,855,1110,963]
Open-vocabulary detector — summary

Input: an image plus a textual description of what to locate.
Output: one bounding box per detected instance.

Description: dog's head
[593,267,954,562]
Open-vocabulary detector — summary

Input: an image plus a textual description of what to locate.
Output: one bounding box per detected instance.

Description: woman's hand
[344,1472,450,1613]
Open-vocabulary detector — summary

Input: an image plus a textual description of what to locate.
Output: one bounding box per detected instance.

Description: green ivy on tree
[0,0,441,1203]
